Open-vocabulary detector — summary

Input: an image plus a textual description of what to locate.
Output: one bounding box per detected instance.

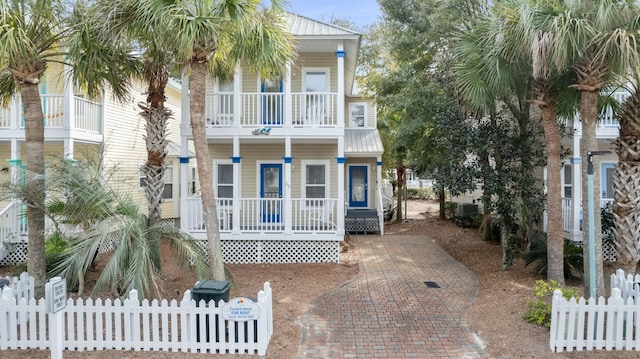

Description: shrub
[522,238,583,280]
[523,280,580,327]
[406,188,433,200]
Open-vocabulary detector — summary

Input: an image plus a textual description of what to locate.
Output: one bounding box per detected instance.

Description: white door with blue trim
[261,164,282,222]
[349,166,368,208]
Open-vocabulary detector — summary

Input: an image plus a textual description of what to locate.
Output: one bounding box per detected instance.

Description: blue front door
[260,164,282,222]
[261,77,283,125]
[349,166,368,208]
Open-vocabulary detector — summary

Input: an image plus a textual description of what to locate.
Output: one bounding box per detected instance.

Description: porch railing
[184,197,338,234]
[0,201,27,244]
[0,95,102,133]
[204,92,338,128]
[561,197,614,233]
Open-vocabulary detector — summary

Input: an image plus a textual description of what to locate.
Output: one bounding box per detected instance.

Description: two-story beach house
[0,14,384,265]
[178,14,383,264]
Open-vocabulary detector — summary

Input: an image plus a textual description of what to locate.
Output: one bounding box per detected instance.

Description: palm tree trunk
[580,89,605,297]
[541,105,565,286]
[190,62,225,280]
[21,83,47,298]
[612,89,640,274]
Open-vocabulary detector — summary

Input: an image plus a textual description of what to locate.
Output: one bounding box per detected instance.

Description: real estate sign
[222,297,260,321]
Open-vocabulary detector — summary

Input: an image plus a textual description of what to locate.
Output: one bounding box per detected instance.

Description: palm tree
[524,0,640,296]
[612,84,640,273]
[0,0,136,297]
[169,0,294,279]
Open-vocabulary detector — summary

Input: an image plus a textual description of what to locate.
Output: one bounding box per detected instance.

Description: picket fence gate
[550,269,640,352]
[0,280,273,356]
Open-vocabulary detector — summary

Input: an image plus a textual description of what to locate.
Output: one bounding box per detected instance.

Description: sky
[286,0,382,28]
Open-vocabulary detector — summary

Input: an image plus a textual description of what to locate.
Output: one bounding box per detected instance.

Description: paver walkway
[296,235,489,358]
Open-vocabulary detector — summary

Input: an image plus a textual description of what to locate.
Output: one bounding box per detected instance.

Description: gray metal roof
[285,13,361,37]
[345,129,384,155]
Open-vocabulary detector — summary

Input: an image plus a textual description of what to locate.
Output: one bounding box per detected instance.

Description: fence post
[549,289,563,352]
[1,287,15,348]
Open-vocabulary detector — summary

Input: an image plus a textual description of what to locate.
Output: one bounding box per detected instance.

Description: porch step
[345,209,379,234]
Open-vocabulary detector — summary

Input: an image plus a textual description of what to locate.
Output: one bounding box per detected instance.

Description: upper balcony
[190,90,346,138]
[0,94,103,143]
[572,91,627,139]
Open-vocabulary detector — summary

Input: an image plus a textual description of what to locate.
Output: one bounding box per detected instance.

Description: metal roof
[285,13,361,37]
[345,129,384,155]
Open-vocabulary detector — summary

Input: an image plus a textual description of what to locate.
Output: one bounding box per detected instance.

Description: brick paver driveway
[297,235,488,358]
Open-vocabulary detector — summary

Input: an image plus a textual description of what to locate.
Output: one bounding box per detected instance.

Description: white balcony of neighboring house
[0,94,103,142]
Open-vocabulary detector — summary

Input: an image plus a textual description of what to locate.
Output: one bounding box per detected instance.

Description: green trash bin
[192,280,230,342]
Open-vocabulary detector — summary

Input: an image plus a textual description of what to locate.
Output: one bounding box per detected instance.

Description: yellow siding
[102,80,183,219]
[210,144,339,199]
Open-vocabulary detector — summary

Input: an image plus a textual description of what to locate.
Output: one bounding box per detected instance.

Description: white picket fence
[0,278,273,356]
[1,272,34,302]
[550,269,640,352]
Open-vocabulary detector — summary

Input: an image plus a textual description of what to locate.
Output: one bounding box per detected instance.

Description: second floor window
[350,103,366,128]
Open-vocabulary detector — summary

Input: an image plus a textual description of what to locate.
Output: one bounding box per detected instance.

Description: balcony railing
[204,92,338,128]
[0,95,102,133]
[185,197,338,235]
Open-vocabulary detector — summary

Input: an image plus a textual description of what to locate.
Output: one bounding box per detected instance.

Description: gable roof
[285,13,361,37]
[345,129,384,156]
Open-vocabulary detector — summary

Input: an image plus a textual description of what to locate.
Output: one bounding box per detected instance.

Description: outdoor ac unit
[456,203,478,218]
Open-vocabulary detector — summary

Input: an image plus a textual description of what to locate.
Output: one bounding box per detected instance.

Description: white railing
[184,197,339,234]
[204,92,338,127]
[291,199,337,232]
[376,188,384,235]
[0,281,273,355]
[2,95,102,133]
[40,94,65,128]
[562,198,573,232]
[74,97,102,133]
[550,286,640,352]
[291,92,337,126]
[599,91,629,128]
[561,197,614,233]
[0,105,11,128]
[0,201,26,243]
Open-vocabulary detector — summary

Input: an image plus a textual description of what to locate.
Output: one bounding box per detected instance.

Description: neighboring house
[0,61,193,265]
[559,92,627,248]
[178,13,384,264]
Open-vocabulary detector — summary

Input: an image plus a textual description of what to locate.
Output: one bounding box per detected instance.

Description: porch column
[179,69,190,231]
[377,158,383,235]
[233,65,241,128]
[284,62,292,128]
[63,139,74,159]
[63,63,75,134]
[337,137,345,235]
[232,136,241,234]
[284,137,293,234]
[7,139,21,194]
[336,45,345,128]
[10,97,20,130]
[572,123,583,241]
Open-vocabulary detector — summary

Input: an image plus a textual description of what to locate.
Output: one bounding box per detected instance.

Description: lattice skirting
[194,239,340,264]
[346,218,380,234]
[570,240,617,262]
[0,243,27,266]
